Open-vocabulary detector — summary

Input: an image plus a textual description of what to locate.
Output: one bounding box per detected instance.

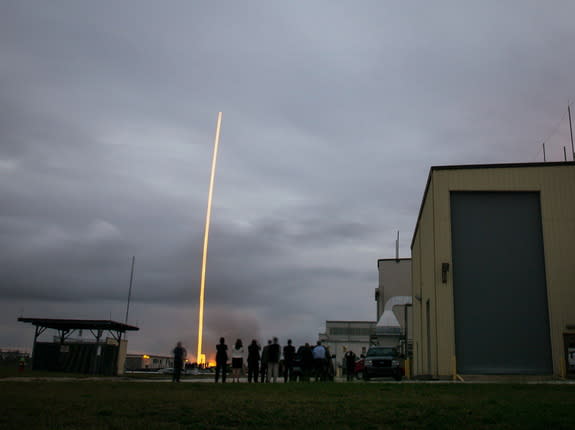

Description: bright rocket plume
[197,112,223,364]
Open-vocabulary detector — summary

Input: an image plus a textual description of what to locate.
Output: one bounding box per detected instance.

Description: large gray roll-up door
[450,192,552,374]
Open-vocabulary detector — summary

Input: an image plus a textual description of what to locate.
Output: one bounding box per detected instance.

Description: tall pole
[125,256,136,324]
[568,103,574,161]
[543,143,546,162]
[197,112,223,365]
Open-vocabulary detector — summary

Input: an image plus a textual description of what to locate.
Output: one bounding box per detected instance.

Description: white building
[319,320,376,362]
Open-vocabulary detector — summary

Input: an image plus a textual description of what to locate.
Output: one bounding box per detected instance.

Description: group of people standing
[214,337,333,383]
[215,336,289,383]
[172,338,337,383]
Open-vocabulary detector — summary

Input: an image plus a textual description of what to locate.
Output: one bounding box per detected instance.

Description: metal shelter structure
[18,317,139,344]
[18,318,139,375]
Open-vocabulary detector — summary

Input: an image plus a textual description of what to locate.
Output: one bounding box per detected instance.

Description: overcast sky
[2,1,575,360]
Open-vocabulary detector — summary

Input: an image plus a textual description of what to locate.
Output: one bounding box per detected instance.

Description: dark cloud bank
[2,1,575,357]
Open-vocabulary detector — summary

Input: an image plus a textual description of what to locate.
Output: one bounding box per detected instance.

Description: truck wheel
[393,373,403,381]
[355,371,363,380]
[363,373,370,381]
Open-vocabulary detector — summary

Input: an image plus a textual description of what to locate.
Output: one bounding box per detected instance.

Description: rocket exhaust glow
[197,112,223,365]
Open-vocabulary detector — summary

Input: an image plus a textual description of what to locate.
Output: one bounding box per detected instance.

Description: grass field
[0,361,90,379]
[1,380,575,430]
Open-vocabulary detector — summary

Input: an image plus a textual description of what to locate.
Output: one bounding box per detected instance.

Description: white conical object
[376,296,412,334]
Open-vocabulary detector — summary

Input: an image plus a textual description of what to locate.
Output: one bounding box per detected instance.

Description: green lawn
[0,361,91,379]
[1,381,574,429]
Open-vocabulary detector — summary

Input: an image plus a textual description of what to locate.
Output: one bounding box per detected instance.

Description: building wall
[376,259,412,323]
[411,174,438,376]
[319,321,376,365]
[411,163,575,378]
[125,354,173,370]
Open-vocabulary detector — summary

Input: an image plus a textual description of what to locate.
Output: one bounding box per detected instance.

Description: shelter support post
[31,325,47,370]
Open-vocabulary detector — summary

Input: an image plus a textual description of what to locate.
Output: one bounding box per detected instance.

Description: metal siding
[411,233,422,375]
[450,191,553,374]
[538,168,575,376]
[433,171,456,376]
[413,176,436,376]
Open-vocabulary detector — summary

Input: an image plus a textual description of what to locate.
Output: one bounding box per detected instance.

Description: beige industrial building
[411,162,575,379]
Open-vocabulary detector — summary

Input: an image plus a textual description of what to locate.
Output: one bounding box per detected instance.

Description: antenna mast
[125,256,136,324]
[569,103,574,161]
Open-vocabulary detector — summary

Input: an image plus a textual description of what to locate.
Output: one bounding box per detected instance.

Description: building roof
[325,320,376,324]
[17,317,139,332]
[410,161,575,249]
[377,258,411,267]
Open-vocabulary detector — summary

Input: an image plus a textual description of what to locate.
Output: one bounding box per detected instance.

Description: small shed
[18,317,139,376]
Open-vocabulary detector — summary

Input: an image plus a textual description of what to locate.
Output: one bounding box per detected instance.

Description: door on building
[450,192,553,375]
[565,334,575,379]
[426,299,431,375]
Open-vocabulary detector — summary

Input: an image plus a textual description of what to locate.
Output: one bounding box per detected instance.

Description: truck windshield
[366,347,397,357]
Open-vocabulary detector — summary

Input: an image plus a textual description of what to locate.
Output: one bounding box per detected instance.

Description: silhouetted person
[261,339,271,382]
[215,337,228,383]
[298,343,314,382]
[283,339,296,382]
[344,347,356,381]
[172,341,186,383]
[268,337,280,383]
[247,339,261,383]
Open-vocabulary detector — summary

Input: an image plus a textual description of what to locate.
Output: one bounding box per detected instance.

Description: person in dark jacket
[260,339,271,383]
[344,347,357,381]
[215,337,228,383]
[283,339,296,382]
[172,341,186,383]
[300,342,314,382]
[247,339,261,383]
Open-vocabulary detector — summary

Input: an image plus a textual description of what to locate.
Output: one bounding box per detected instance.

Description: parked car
[363,346,403,381]
[354,358,365,380]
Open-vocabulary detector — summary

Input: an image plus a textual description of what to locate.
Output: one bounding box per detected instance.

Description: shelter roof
[17,317,139,332]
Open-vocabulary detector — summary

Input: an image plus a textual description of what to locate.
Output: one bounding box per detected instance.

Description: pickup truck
[363,346,403,381]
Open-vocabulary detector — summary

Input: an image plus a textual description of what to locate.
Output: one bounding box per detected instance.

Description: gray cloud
[2,1,575,358]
